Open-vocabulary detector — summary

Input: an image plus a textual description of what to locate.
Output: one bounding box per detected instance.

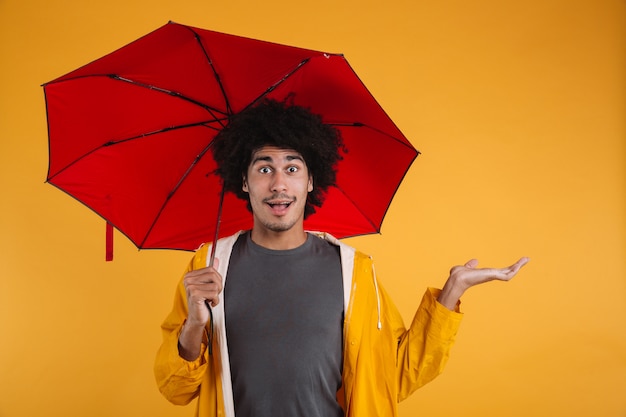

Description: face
[243,146,313,235]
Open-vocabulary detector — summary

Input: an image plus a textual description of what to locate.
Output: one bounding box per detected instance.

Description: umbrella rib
[332,147,419,236]
[138,141,216,248]
[46,73,229,122]
[332,184,380,233]
[328,122,420,154]
[183,26,233,116]
[246,58,311,110]
[46,120,221,182]
[109,75,229,127]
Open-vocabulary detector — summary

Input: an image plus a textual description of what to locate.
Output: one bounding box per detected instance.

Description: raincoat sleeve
[154,245,213,405]
[395,287,463,401]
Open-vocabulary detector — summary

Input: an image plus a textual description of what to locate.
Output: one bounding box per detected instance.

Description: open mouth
[267,201,292,208]
[265,198,294,214]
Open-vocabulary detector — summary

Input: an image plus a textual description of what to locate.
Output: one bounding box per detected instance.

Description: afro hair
[211,98,345,218]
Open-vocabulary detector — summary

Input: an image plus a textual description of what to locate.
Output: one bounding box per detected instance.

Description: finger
[208,294,220,307]
[185,268,222,284]
[508,257,530,274]
[186,265,219,275]
[184,268,214,280]
[189,289,221,309]
[464,259,479,269]
[490,258,529,281]
[196,286,221,307]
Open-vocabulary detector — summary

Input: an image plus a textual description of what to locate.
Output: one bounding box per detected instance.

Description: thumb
[465,259,479,269]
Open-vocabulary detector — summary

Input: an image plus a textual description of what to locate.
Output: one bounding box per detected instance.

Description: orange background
[1,0,624,416]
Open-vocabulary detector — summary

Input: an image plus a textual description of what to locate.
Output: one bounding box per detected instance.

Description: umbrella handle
[204,299,214,355]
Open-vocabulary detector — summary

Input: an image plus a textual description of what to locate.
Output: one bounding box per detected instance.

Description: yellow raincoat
[155,232,463,417]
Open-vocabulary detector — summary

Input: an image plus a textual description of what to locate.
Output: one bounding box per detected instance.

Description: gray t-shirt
[224,232,344,417]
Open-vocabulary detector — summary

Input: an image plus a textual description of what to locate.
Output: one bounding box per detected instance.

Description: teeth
[268,202,291,208]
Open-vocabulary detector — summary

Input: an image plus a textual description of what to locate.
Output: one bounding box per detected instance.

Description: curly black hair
[211,98,345,218]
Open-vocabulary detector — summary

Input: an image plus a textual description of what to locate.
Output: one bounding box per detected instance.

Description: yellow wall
[1,0,624,416]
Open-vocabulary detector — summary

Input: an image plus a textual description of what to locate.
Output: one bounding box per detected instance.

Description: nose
[270,170,287,192]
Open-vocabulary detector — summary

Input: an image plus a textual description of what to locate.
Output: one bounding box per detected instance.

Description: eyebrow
[251,154,305,164]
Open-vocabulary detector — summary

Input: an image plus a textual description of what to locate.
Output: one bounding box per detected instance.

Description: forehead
[250,146,306,164]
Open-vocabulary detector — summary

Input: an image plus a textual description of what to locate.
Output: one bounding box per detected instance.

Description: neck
[249,226,308,250]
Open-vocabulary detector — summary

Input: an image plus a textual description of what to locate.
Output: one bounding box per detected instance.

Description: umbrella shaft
[208,186,225,267]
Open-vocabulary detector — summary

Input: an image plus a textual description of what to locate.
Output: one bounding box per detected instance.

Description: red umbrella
[43,21,418,257]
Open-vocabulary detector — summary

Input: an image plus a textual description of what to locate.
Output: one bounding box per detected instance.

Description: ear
[242,175,249,193]
[307,175,313,192]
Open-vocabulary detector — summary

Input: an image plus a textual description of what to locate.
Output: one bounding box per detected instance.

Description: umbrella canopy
[43,21,418,252]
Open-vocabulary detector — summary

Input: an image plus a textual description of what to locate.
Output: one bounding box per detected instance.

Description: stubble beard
[254,194,304,233]
[262,218,298,233]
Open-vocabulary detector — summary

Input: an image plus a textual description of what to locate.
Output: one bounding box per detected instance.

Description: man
[154,99,529,417]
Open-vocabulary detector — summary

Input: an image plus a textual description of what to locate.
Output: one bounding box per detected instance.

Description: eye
[259,166,272,174]
[287,166,299,173]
